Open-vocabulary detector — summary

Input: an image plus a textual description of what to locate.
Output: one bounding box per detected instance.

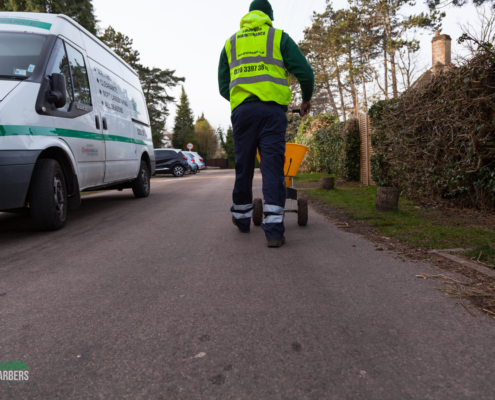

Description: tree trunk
[333,60,346,122]
[320,59,339,117]
[375,187,401,212]
[358,49,368,110]
[360,69,367,110]
[320,177,335,190]
[347,51,359,117]
[350,78,359,117]
[324,80,339,118]
[383,40,388,98]
[390,50,398,98]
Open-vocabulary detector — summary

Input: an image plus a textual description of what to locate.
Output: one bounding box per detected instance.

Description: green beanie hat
[249,0,274,21]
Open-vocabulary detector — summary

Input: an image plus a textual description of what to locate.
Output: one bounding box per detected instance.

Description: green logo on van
[0,18,52,30]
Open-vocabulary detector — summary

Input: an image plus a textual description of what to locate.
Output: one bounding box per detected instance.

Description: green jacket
[218,17,314,110]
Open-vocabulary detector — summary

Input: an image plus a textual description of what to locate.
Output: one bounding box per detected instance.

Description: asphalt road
[1,169,494,399]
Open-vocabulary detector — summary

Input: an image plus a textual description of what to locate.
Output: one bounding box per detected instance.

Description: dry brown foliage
[370,52,495,209]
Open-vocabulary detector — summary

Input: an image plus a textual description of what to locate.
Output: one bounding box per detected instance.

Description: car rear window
[154,150,172,159]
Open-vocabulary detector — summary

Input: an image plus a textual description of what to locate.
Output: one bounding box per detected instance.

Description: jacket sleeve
[281,32,314,102]
[218,47,231,101]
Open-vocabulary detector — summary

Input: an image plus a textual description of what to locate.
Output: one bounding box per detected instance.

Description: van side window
[128,85,149,125]
[65,43,92,106]
[46,39,73,111]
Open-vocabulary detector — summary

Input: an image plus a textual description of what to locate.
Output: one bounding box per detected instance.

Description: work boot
[232,216,250,233]
[267,235,285,248]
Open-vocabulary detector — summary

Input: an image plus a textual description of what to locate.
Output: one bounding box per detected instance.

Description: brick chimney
[432,30,452,73]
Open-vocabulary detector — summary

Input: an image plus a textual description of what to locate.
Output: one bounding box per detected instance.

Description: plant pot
[375,187,401,212]
[320,177,335,190]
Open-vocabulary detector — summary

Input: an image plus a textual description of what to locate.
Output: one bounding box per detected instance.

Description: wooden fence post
[359,114,374,186]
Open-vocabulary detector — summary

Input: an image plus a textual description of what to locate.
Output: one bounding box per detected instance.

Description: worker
[218,0,314,247]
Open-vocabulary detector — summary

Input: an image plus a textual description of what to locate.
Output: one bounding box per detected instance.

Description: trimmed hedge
[369,52,495,209]
[293,114,360,180]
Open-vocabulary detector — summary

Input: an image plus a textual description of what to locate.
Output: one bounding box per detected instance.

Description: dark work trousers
[230,101,287,241]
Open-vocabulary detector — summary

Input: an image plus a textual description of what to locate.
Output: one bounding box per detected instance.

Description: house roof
[411,69,433,90]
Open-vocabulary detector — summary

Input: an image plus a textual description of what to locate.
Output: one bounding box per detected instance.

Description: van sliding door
[87,60,137,183]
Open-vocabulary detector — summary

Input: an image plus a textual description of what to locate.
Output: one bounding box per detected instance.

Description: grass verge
[463,245,495,267]
[294,173,334,183]
[302,185,495,252]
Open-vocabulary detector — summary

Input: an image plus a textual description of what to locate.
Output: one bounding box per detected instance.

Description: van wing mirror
[46,73,67,108]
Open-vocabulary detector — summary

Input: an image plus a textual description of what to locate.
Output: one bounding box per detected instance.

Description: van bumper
[0,151,41,211]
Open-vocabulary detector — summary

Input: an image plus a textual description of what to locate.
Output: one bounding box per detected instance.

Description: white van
[0,13,155,230]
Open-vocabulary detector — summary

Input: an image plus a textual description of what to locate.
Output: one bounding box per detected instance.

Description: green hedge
[293,115,360,180]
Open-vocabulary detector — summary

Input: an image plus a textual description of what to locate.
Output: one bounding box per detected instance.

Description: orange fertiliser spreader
[257,143,309,187]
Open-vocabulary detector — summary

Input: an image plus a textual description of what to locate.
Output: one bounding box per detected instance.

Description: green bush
[343,119,360,181]
[293,114,360,181]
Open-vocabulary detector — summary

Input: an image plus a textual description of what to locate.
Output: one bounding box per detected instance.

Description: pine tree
[99,26,140,69]
[1,0,98,34]
[139,66,184,148]
[172,87,195,150]
[98,27,184,148]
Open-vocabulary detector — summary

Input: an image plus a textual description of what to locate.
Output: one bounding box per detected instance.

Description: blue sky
[93,0,479,131]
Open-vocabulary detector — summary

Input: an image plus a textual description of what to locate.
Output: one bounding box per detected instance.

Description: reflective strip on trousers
[229,27,286,69]
[233,210,253,219]
[232,202,254,211]
[263,214,284,224]
[263,204,284,214]
[229,75,289,91]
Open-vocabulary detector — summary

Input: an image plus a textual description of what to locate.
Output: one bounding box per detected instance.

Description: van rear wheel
[30,159,68,231]
[132,161,150,198]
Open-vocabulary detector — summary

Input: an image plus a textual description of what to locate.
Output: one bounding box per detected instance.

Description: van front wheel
[30,159,68,231]
[132,161,150,198]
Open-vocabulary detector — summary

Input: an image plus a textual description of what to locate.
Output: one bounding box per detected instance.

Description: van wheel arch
[33,147,79,201]
[140,151,151,175]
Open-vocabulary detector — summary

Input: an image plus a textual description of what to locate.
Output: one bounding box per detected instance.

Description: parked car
[187,152,206,171]
[183,152,199,174]
[0,12,154,231]
[154,149,189,177]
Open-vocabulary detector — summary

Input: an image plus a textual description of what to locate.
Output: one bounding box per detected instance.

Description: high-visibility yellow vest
[225,23,292,112]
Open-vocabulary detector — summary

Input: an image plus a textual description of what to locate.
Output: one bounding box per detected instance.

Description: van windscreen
[0,33,46,80]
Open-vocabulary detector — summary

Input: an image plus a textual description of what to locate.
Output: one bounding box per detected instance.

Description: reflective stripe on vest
[229,75,289,91]
[226,24,292,111]
[229,27,286,69]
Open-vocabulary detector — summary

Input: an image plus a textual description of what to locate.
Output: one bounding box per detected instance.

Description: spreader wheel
[297,198,308,226]
[253,198,263,226]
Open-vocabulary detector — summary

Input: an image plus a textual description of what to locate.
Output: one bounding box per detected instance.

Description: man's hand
[299,100,311,117]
